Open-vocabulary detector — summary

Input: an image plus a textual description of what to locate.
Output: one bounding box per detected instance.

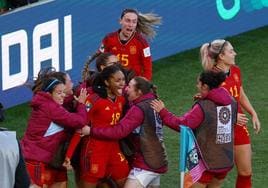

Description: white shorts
[127,167,160,187]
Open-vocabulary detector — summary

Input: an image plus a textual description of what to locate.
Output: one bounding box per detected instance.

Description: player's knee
[236,162,252,176]
[237,169,252,176]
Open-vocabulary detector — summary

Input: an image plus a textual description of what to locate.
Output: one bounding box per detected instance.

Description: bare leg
[50,181,67,188]
[147,185,160,188]
[123,179,143,188]
[208,178,225,188]
[191,182,207,188]
[116,178,127,188]
[235,144,252,188]
[80,180,97,188]
[30,184,45,188]
[235,144,252,176]
[97,177,123,188]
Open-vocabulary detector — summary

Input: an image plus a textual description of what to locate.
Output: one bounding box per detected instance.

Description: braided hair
[81,51,101,83]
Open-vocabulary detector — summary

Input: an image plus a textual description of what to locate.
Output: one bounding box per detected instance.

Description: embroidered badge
[91,164,99,174]
[130,46,137,55]
[234,73,239,83]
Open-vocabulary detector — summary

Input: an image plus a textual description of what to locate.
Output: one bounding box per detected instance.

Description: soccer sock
[236,175,252,188]
[65,132,82,159]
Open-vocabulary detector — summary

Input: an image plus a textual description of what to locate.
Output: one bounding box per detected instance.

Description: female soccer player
[99,8,162,80]
[88,76,168,188]
[199,39,261,188]
[79,65,130,188]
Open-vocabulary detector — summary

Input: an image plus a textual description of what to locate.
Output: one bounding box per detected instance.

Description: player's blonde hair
[200,39,229,70]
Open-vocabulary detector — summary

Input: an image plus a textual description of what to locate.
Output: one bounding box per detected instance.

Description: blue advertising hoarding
[1,0,268,108]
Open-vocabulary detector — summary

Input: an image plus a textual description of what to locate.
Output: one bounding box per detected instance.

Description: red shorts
[198,170,229,184]
[25,160,67,186]
[234,124,250,145]
[80,139,130,184]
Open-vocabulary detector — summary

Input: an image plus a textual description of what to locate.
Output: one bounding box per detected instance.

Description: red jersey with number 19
[99,30,152,80]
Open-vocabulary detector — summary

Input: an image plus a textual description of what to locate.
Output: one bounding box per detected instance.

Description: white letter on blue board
[64,15,72,70]
[33,19,59,78]
[1,30,28,90]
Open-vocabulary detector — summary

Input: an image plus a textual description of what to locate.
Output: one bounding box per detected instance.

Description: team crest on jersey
[130,46,137,55]
[112,46,117,51]
[105,106,110,111]
[233,73,239,83]
[90,164,99,174]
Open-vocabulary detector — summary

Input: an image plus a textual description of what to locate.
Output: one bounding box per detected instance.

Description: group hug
[5,8,261,188]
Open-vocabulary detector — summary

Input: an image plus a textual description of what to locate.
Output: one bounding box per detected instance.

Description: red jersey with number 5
[99,30,152,80]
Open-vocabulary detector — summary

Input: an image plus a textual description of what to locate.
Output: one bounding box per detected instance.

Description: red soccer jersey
[65,94,125,159]
[220,65,243,112]
[86,93,125,128]
[99,30,152,80]
[215,66,250,146]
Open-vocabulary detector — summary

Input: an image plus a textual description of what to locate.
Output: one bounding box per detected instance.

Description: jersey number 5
[117,54,129,66]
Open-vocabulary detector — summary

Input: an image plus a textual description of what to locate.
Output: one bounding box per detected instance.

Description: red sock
[236,175,252,188]
[65,132,82,159]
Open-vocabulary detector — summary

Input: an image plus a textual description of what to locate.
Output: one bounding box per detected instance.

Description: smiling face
[106,70,126,97]
[218,42,237,68]
[126,79,141,101]
[51,83,66,105]
[196,77,209,99]
[119,12,138,40]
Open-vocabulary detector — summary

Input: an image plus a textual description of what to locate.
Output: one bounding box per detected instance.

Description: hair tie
[43,79,60,92]
[218,41,227,55]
